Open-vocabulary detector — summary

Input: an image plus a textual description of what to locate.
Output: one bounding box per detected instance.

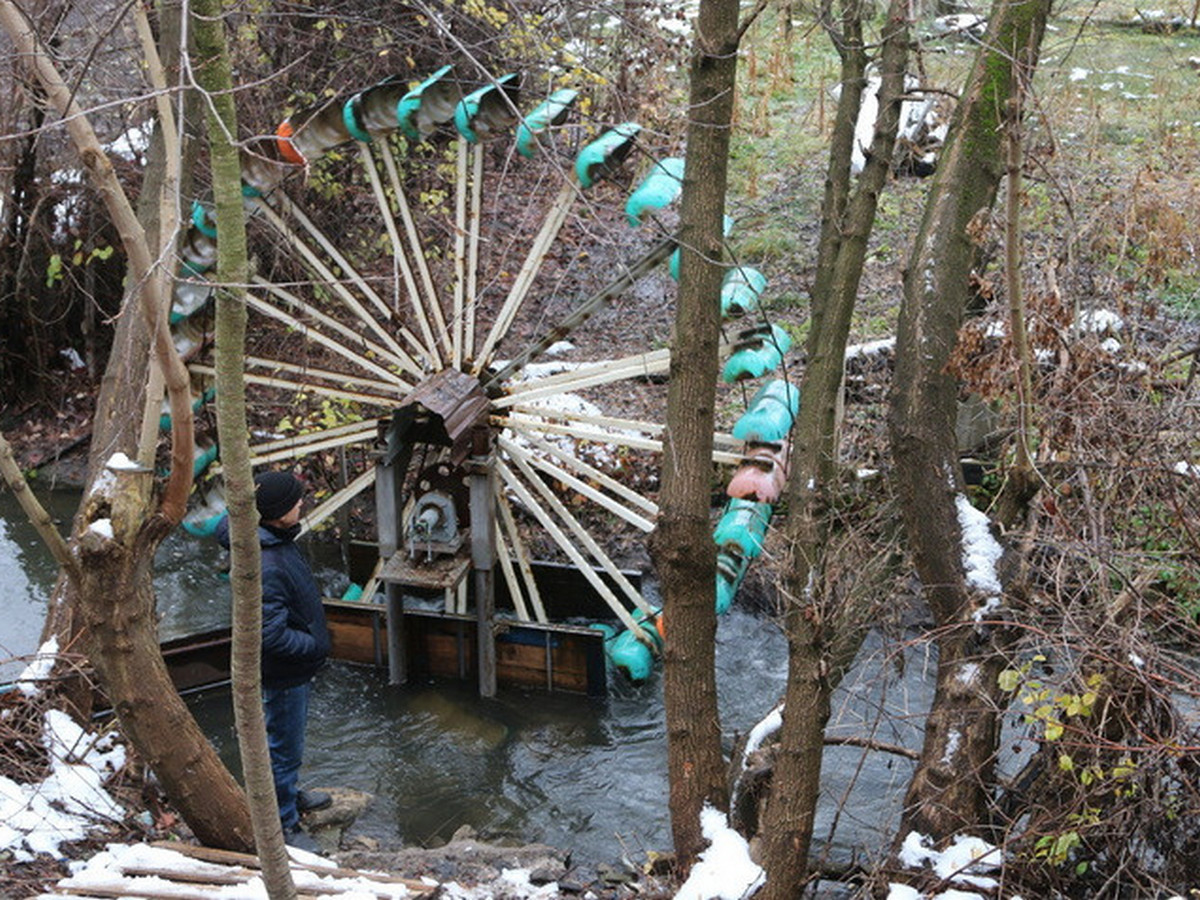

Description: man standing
[219,470,333,853]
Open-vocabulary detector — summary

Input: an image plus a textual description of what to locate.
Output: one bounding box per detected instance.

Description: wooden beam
[492,519,530,622]
[246,281,417,382]
[498,413,743,465]
[452,138,468,369]
[189,363,401,411]
[501,422,659,514]
[356,142,441,368]
[243,355,411,397]
[494,477,547,623]
[473,179,577,373]
[505,446,653,615]
[252,198,428,371]
[483,235,677,390]
[491,349,671,405]
[495,458,648,639]
[464,143,484,363]
[377,139,452,363]
[298,466,375,536]
[498,433,655,531]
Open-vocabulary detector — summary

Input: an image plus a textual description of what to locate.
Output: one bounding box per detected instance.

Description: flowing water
[0,487,935,867]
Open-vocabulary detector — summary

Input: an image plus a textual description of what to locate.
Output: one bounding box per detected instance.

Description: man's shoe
[297,789,333,812]
[283,824,323,855]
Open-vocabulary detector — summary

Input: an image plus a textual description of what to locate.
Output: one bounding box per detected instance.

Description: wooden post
[375,454,407,685]
[468,427,497,697]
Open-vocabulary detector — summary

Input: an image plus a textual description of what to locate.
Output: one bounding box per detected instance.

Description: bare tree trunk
[888,0,1050,843]
[756,2,910,896]
[0,0,253,850]
[809,0,865,336]
[192,0,295,886]
[650,0,741,869]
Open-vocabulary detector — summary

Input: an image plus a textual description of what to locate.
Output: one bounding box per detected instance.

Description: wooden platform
[37,840,435,899]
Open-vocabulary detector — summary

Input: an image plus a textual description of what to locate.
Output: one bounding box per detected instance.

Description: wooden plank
[146,841,432,890]
[401,611,605,695]
[378,552,471,591]
[324,602,383,665]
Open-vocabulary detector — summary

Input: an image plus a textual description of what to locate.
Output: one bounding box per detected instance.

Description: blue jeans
[263,680,310,829]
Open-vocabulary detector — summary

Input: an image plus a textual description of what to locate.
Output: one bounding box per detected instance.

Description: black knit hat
[254,471,304,521]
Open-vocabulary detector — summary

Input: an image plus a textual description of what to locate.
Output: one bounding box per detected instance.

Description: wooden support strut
[375,453,407,685]
[469,426,497,698]
[468,427,496,700]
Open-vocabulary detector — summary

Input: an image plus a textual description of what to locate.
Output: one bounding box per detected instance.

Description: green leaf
[999,669,1021,692]
[45,253,63,287]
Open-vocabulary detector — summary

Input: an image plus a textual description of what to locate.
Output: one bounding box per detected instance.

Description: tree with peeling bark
[752,0,912,895]
[0,0,253,851]
[888,0,1050,851]
[651,0,742,868]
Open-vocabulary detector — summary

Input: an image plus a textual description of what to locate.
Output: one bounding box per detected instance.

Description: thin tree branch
[0,430,80,579]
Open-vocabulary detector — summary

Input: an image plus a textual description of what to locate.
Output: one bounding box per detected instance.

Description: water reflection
[0,488,79,681]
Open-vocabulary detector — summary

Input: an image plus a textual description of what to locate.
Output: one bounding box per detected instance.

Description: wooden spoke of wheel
[472,178,578,375]
[498,412,663,453]
[245,418,379,457]
[491,349,671,406]
[483,235,678,390]
[298,466,375,537]
[356,142,442,368]
[188,363,400,413]
[505,403,665,439]
[496,458,646,637]
[498,412,743,466]
[244,355,411,399]
[505,401,742,456]
[450,140,470,369]
[502,449,653,618]
[499,422,657,516]
[377,139,452,363]
[492,519,531,623]
[494,477,547,623]
[244,284,414,383]
[464,143,484,365]
[248,278,417,381]
[252,198,429,370]
[497,433,654,532]
[250,427,376,467]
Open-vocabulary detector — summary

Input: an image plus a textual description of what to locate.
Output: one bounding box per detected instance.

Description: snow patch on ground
[845,337,895,360]
[1077,308,1123,334]
[444,867,560,899]
[894,832,1004,898]
[673,805,764,900]
[0,692,127,860]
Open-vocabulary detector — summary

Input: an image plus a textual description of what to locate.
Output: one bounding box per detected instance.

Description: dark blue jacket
[216,517,331,688]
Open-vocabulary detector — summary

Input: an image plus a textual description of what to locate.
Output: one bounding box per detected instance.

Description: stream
[0,486,934,867]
